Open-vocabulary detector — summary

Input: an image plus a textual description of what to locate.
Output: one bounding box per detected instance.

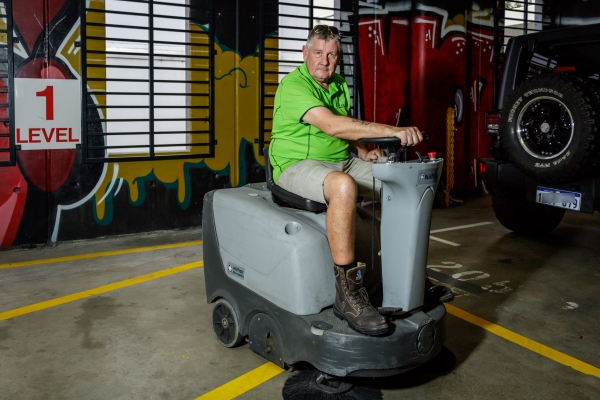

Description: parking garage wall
[1,0,599,248]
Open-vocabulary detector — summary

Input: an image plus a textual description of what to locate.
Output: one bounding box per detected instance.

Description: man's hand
[352,141,383,162]
[388,126,423,146]
[361,148,383,162]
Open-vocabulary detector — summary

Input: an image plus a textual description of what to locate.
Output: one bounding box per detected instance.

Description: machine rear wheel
[212,298,245,348]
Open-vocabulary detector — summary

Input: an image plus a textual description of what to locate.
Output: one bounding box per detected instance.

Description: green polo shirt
[269,63,351,182]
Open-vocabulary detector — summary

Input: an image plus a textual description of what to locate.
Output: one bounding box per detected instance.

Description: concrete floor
[1,195,599,399]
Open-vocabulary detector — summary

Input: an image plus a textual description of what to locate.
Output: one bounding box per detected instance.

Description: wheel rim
[213,303,237,345]
[516,96,574,160]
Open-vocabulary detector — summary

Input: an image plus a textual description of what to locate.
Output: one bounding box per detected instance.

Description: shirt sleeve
[278,77,324,122]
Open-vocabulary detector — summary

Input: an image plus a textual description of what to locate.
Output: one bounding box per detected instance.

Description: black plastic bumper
[479,158,599,214]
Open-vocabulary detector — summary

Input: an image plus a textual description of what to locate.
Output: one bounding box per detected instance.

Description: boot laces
[349,287,371,311]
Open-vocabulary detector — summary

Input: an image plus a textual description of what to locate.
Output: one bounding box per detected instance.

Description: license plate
[536,186,581,211]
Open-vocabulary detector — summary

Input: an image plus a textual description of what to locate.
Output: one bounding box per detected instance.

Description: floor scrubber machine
[203,138,448,398]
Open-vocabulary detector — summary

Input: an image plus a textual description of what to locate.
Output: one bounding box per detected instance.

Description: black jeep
[481,23,600,235]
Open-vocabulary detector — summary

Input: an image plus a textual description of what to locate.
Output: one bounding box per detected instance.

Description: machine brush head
[282,369,383,400]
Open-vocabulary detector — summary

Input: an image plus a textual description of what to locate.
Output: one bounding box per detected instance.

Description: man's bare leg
[323,171,388,335]
[323,171,356,265]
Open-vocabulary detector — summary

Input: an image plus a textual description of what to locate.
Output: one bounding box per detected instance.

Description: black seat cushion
[263,148,327,213]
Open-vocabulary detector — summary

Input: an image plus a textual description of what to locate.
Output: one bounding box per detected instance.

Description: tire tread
[500,74,600,183]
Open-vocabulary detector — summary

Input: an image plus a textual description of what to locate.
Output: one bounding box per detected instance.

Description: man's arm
[302,106,423,146]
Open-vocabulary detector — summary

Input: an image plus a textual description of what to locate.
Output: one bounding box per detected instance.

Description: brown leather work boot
[333,262,389,336]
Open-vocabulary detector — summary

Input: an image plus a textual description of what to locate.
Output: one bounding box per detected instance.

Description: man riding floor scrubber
[204,22,453,400]
[203,137,452,398]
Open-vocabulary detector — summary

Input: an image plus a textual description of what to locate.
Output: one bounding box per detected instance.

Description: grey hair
[306,25,342,54]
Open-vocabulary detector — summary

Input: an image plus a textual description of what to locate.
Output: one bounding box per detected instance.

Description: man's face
[302,39,341,86]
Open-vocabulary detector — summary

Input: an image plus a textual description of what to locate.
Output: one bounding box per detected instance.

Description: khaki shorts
[276,158,381,204]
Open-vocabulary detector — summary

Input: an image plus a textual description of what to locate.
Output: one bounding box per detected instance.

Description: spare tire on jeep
[500,74,600,183]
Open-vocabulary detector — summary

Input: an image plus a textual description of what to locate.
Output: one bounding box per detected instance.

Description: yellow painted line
[446,303,600,379]
[195,362,285,400]
[0,240,202,269]
[0,261,203,322]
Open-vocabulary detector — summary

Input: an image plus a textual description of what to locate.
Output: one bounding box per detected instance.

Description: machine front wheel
[212,298,245,348]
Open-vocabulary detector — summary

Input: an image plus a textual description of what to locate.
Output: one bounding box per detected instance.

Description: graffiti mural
[358,0,494,193]
[410,1,469,191]
[357,2,411,127]
[0,0,267,248]
[2,0,598,248]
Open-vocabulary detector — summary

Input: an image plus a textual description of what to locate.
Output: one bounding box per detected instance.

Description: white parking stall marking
[429,221,494,246]
[430,221,494,234]
[429,236,461,246]
[427,261,514,296]
[452,271,490,281]
[481,281,513,294]
[563,302,579,310]
[428,261,463,271]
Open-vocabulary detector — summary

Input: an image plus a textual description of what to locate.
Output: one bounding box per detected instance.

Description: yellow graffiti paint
[0,6,7,46]
[0,5,27,58]
[70,7,280,222]
[449,14,466,29]
[187,30,279,186]
[82,1,107,92]
[92,160,197,221]
[90,33,279,222]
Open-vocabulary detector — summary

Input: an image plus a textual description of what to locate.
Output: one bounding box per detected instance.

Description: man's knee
[324,171,357,203]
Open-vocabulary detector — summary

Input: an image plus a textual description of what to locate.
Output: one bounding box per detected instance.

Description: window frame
[0,0,15,167]
[80,0,216,163]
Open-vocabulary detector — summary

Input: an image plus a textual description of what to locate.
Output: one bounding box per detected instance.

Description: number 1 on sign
[36,86,54,121]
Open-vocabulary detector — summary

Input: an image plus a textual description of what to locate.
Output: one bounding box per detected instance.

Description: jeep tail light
[554,65,577,73]
[485,112,500,136]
